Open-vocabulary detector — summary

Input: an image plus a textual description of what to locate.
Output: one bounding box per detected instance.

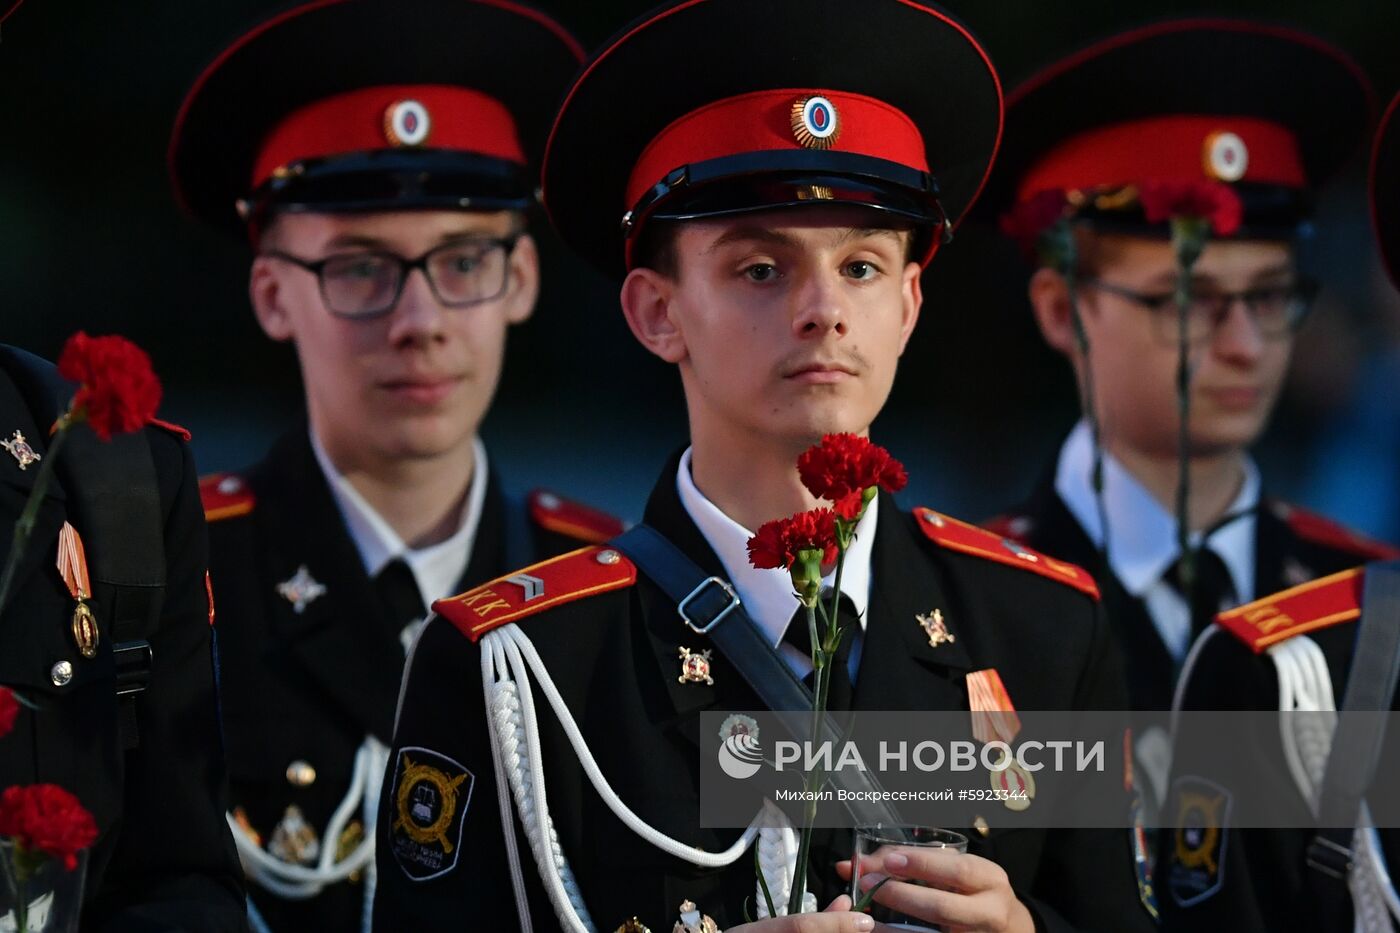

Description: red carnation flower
[999,189,1069,254]
[57,332,163,441]
[0,686,18,738]
[1138,180,1243,238]
[746,508,839,571]
[0,784,97,870]
[797,434,908,506]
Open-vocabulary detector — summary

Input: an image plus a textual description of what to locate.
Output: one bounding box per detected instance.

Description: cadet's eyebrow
[836,227,906,247]
[705,225,904,254]
[322,229,510,252]
[324,233,390,250]
[704,226,800,254]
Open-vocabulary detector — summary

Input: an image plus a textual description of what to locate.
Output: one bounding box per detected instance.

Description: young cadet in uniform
[1161,91,1400,933]
[375,2,1153,931]
[0,355,250,933]
[166,3,618,930]
[984,21,1396,813]
[0,8,247,931]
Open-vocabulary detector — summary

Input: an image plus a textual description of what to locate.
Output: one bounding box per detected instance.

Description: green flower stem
[1169,217,1209,595]
[755,841,777,920]
[788,599,821,916]
[853,875,892,913]
[2,841,33,933]
[0,415,71,618]
[787,518,858,916]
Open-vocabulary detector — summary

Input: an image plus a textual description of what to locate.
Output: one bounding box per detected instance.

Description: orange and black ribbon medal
[58,522,98,659]
[967,668,1034,811]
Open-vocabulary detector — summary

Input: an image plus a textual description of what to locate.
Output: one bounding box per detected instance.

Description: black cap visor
[240,148,534,226]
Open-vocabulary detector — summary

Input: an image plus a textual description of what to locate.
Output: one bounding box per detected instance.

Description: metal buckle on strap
[113,640,153,697]
[1305,835,1353,880]
[677,576,740,635]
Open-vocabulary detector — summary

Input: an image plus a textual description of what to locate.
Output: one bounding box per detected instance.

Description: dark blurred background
[1,0,1397,533]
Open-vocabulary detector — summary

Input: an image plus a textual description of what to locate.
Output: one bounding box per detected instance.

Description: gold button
[596,549,621,566]
[285,760,317,787]
[974,815,990,837]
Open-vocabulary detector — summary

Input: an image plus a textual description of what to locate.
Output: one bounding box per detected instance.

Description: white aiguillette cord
[227,735,388,933]
[1268,636,1400,930]
[481,622,764,932]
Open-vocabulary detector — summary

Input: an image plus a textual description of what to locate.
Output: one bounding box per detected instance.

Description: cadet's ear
[249,256,295,342]
[620,267,687,363]
[502,232,540,326]
[1028,266,1078,358]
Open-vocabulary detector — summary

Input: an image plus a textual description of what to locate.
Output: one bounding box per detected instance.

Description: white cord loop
[481,622,764,931]
[226,736,389,933]
[1268,636,1398,932]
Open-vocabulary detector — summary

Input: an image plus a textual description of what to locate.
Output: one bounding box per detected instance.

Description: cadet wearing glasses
[164,3,621,931]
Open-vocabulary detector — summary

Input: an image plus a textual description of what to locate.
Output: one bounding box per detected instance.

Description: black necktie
[1167,548,1237,643]
[375,558,427,649]
[781,594,858,710]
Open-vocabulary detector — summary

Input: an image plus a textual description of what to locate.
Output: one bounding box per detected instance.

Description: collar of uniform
[674,446,876,646]
[1053,420,1258,602]
[309,430,490,609]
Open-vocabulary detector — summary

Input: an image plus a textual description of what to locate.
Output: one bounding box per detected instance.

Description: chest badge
[277,564,327,614]
[672,899,719,933]
[677,646,715,686]
[268,804,320,865]
[58,523,99,659]
[1,430,40,470]
[917,608,956,648]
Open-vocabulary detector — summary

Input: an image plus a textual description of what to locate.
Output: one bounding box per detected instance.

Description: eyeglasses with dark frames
[261,235,521,319]
[1079,277,1316,345]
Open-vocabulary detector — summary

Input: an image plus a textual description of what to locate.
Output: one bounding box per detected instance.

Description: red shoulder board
[149,417,192,441]
[199,472,255,522]
[980,512,1033,543]
[432,545,637,643]
[914,507,1099,600]
[1271,500,1400,562]
[1216,566,1364,653]
[528,489,626,544]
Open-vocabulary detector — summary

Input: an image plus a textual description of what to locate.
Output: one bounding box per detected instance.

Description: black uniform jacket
[1167,562,1400,930]
[988,468,1395,713]
[207,429,615,933]
[374,455,1156,933]
[0,350,247,931]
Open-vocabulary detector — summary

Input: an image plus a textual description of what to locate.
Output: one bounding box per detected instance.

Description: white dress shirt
[310,431,490,631]
[1054,420,1259,663]
[675,447,877,682]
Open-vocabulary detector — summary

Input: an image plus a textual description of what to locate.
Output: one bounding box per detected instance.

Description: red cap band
[624,88,929,211]
[1016,114,1305,203]
[251,83,526,190]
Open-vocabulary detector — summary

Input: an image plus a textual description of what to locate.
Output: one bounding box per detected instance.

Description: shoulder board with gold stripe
[528,489,627,544]
[149,417,192,441]
[199,472,255,522]
[432,545,637,643]
[1270,500,1400,562]
[1215,566,1363,653]
[914,506,1099,600]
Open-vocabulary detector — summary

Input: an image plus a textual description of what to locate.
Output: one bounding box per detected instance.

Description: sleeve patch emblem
[388,746,473,882]
[1167,775,1231,908]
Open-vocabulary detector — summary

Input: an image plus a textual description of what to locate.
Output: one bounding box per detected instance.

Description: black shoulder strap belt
[610,523,905,827]
[0,346,166,747]
[1304,559,1400,923]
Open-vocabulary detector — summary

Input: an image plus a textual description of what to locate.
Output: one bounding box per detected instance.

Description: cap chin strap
[480,622,764,932]
[226,735,388,933]
[1267,635,1400,929]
